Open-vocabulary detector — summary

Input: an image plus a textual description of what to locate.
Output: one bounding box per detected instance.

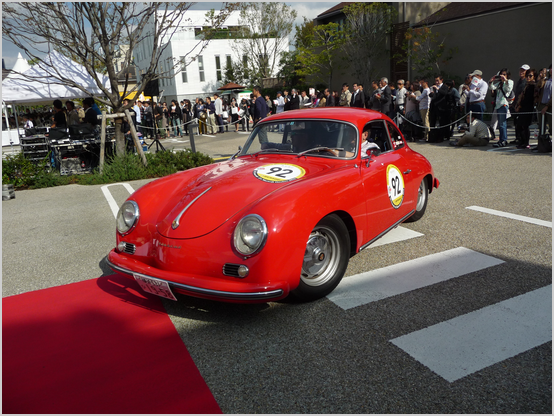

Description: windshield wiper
[296,147,344,158]
[250,148,294,157]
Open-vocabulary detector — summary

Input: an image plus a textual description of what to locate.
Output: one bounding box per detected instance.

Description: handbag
[222,111,229,119]
[231,107,238,115]
[238,109,245,117]
[199,111,207,120]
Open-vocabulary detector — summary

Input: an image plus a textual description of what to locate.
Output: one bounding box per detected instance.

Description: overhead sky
[2,1,337,69]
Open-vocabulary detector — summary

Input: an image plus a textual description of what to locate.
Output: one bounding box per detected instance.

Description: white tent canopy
[5,53,32,79]
[2,51,111,105]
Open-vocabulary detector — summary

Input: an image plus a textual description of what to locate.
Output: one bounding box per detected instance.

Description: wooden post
[124,109,147,167]
[99,111,107,175]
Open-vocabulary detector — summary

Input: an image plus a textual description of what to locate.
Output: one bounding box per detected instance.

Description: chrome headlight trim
[116,200,140,236]
[233,214,268,257]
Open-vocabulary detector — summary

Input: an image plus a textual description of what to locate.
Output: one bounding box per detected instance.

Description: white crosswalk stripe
[466,206,552,228]
[328,247,505,310]
[390,285,552,382]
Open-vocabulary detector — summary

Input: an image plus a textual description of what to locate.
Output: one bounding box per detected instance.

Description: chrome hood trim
[171,186,212,230]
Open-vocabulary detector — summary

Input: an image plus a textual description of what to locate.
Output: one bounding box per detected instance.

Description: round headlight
[234,214,268,256]
[116,200,139,235]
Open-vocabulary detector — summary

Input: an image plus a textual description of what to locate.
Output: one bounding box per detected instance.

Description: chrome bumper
[106,258,284,301]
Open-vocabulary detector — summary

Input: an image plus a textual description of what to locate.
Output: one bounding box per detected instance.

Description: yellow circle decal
[253,163,306,183]
[386,164,405,208]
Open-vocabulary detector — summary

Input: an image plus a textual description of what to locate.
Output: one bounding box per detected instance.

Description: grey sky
[2,1,336,69]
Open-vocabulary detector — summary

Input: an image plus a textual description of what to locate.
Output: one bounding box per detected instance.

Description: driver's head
[362,125,371,141]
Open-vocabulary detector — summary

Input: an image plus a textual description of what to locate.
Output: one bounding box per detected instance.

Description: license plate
[134,274,177,301]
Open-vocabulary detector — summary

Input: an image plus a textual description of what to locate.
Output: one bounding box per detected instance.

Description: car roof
[263,108,392,128]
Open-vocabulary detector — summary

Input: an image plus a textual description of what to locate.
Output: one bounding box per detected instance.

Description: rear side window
[386,121,405,150]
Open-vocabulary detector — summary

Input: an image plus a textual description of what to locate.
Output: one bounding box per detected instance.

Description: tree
[394,19,457,80]
[295,18,345,89]
[231,2,297,87]
[2,2,235,156]
[342,2,398,87]
[277,50,304,88]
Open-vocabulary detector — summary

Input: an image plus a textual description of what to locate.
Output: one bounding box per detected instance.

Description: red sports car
[107,108,439,303]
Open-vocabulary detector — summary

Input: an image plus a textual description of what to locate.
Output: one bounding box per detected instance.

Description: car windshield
[239,120,358,158]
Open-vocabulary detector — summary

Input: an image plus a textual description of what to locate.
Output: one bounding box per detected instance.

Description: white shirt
[417,87,431,110]
[468,77,488,103]
[133,105,141,123]
[215,98,223,115]
[276,96,285,113]
[396,87,407,105]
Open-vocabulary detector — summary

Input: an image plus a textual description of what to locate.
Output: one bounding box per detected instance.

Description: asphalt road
[2,129,552,413]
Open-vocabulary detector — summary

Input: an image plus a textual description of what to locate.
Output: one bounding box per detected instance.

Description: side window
[386,121,405,150]
[365,120,392,153]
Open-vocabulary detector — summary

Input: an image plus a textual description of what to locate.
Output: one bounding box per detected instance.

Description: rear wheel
[405,178,428,222]
[291,214,350,301]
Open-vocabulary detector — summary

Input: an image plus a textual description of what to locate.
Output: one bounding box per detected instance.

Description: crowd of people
[12,63,551,154]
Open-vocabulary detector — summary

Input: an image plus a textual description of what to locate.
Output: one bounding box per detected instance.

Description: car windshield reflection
[240,120,358,158]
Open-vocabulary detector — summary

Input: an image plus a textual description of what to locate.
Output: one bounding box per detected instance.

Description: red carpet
[2,274,221,414]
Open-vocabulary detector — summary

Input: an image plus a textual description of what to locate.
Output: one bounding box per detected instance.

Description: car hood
[156,157,333,239]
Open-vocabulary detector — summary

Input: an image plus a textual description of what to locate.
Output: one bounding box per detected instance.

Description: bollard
[189,123,198,153]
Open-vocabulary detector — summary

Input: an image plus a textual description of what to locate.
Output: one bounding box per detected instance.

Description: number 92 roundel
[254,163,306,183]
[386,164,405,208]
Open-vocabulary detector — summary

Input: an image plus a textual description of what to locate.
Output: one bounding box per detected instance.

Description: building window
[180,56,188,83]
[198,55,205,82]
[226,55,232,70]
[215,55,222,82]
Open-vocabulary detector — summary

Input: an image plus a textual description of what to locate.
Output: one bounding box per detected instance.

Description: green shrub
[2,149,213,189]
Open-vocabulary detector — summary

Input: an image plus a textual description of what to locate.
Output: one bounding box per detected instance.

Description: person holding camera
[466,70,488,120]
[489,68,514,147]
[450,113,491,147]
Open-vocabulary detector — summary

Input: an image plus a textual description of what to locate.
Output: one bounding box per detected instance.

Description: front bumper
[107,250,286,303]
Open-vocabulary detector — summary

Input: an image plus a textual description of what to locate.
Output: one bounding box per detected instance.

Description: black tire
[405,178,428,223]
[291,214,350,301]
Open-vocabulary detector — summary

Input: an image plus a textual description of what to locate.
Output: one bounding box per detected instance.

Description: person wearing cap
[467,70,488,120]
[275,91,285,114]
[511,64,530,145]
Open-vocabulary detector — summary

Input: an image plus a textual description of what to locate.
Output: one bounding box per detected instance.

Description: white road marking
[101,183,135,219]
[327,247,504,310]
[364,226,423,249]
[466,206,552,228]
[390,285,552,382]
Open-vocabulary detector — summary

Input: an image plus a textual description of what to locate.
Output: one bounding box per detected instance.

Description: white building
[133,10,288,103]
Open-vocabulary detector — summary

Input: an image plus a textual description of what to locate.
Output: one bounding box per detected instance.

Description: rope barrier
[134,109,551,134]
[397,110,551,130]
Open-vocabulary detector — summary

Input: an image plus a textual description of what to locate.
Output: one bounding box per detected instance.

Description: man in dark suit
[324,88,335,106]
[290,89,300,110]
[378,77,392,115]
[350,83,365,108]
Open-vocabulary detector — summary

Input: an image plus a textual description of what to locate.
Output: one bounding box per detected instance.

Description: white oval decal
[386,164,404,208]
[253,163,306,183]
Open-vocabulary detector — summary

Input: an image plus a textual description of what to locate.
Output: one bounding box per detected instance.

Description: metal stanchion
[188,122,198,153]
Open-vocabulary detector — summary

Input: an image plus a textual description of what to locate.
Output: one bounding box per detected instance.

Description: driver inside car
[330,125,380,157]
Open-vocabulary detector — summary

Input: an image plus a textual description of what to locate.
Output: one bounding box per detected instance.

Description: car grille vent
[223,263,241,278]
[122,242,136,254]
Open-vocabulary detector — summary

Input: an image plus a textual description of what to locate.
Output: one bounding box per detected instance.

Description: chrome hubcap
[416,181,426,211]
[301,226,340,286]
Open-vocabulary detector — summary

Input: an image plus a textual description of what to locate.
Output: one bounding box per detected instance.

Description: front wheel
[291,214,350,301]
[405,178,428,223]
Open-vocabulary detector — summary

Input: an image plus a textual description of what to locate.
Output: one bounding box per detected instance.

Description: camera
[494,75,502,81]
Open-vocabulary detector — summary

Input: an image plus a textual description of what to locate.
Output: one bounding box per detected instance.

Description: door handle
[403,169,412,174]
